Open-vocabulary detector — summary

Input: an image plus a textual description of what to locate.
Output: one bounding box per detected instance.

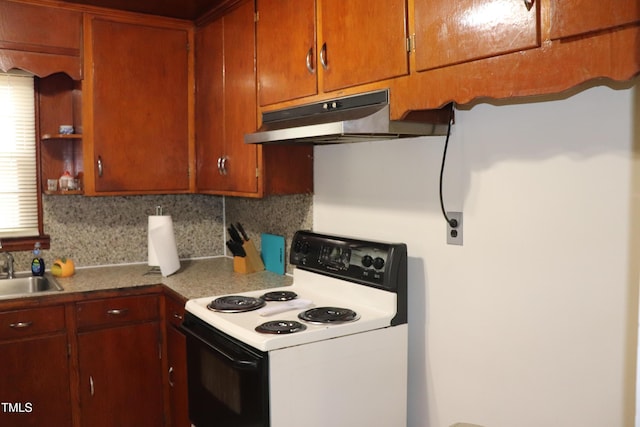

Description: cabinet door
[414,0,539,71]
[0,334,72,427]
[256,0,317,106]
[167,325,190,427]
[195,18,224,191]
[165,295,190,426]
[196,1,258,194]
[321,0,409,92]
[550,0,640,40]
[77,322,164,427]
[90,18,190,193]
[223,1,259,193]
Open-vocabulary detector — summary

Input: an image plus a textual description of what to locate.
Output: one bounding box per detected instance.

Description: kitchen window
[0,71,48,251]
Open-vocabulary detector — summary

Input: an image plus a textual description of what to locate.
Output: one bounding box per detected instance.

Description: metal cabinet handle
[219,156,228,176]
[320,43,328,70]
[89,376,95,396]
[9,321,33,329]
[524,0,534,10]
[168,366,175,388]
[97,156,103,177]
[173,312,183,321]
[106,308,129,316]
[305,47,315,74]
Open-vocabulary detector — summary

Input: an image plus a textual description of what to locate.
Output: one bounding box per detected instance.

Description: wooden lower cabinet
[166,323,190,427]
[75,294,164,427]
[0,305,71,426]
[0,290,188,427]
[77,321,164,426]
[0,333,73,426]
[165,293,190,427]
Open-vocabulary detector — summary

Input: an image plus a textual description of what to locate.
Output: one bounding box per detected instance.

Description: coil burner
[298,307,360,324]
[207,295,266,313]
[255,320,307,334]
[261,291,298,301]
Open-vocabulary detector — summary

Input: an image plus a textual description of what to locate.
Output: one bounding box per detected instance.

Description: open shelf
[38,73,84,196]
[42,134,83,140]
[43,190,83,196]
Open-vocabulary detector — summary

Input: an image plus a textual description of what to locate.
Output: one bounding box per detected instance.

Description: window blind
[0,71,38,238]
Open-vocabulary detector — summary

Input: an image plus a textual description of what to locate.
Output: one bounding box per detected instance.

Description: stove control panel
[290,230,407,292]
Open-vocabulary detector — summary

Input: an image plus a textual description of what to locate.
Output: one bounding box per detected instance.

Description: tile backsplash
[10,193,312,274]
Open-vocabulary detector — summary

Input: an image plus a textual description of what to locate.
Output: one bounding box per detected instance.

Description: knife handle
[228,226,243,243]
[236,222,249,241]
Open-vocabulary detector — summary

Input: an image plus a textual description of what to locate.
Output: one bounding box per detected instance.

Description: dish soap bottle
[31,242,45,276]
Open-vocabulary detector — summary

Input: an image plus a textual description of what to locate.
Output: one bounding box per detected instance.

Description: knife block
[233,240,265,274]
[233,256,253,274]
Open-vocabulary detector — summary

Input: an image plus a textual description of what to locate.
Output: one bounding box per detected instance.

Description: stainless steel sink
[0,273,64,299]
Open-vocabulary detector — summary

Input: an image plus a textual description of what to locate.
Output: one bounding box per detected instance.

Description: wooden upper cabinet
[0,1,81,54]
[549,0,640,40]
[0,0,82,78]
[257,0,409,106]
[414,0,539,71]
[220,1,260,194]
[256,0,317,106]
[196,0,258,195]
[195,18,225,191]
[86,16,191,194]
[320,0,409,93]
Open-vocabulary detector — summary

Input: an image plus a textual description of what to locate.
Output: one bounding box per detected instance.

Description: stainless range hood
[244,90,452,145]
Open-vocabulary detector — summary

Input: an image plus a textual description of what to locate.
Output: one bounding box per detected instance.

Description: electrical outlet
[446,211,463,245]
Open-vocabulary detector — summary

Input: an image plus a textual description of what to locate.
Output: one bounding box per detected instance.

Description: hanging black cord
[439,106,458,228]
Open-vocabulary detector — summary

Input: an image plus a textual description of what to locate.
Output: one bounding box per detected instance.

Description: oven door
[181,313,269,427]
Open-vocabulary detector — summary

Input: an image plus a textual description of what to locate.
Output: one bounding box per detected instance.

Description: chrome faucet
[1,252,15,279]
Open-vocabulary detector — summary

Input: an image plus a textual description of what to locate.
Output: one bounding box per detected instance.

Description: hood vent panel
[245,90,452,145]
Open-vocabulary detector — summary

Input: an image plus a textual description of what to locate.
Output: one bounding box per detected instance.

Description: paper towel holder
[147,205,181,277]
[147,205,164,275]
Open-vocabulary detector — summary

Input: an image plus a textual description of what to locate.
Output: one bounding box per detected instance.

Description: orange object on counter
[51,257,75,277]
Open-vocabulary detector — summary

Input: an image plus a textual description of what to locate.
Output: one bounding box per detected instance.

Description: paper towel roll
[148,215,180,277]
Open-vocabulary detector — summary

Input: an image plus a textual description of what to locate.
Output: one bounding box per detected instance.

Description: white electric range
[182,230,408,427]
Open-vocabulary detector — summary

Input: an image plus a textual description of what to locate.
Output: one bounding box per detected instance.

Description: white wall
[313,80,640,427]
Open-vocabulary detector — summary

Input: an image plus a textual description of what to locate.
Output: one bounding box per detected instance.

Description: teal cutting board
[260,233,285,275]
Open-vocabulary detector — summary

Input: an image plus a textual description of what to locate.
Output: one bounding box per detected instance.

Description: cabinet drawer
[165,295,186,328]
[77,295,159,330]
[0,306,65,340]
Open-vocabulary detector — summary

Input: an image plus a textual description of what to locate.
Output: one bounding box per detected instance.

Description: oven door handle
[181,323,259,370]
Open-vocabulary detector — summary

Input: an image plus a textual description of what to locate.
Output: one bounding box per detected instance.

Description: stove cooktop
[185,272,398,351]
[185,230,407,352]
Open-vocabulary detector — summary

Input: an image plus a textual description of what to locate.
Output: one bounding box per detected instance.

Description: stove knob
[373,257,385,270]
[362,255,373,268]
[302,241,311,254]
